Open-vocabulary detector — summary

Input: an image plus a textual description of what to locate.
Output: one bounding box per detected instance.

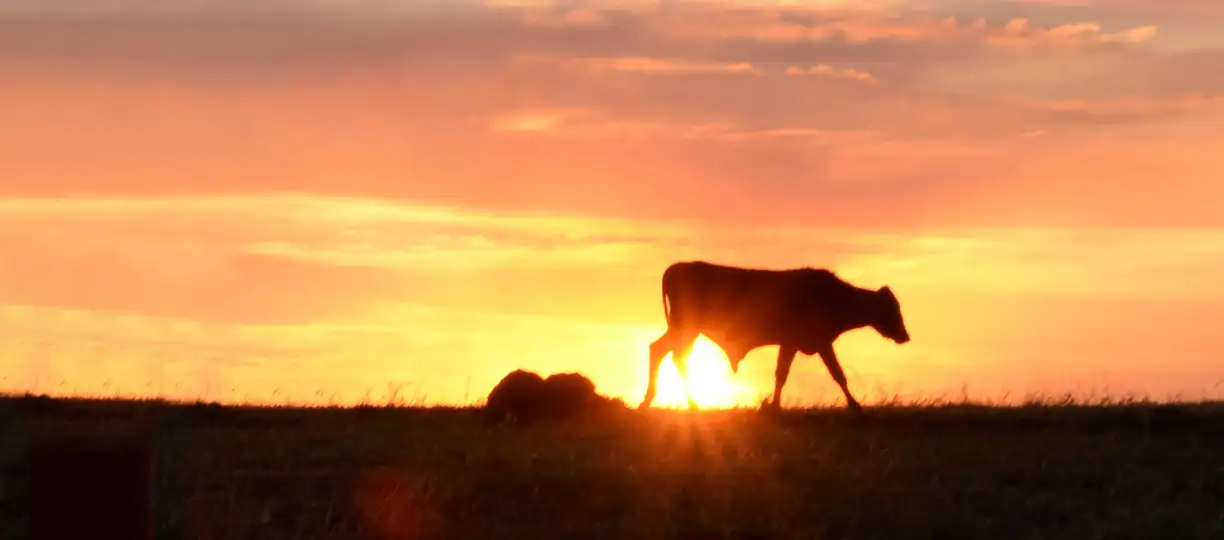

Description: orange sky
[2,0,1223,407]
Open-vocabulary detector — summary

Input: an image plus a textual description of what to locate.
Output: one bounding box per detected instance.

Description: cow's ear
[876,286,897,304]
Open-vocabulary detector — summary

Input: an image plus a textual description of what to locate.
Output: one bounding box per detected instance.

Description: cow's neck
[839,287,877,333]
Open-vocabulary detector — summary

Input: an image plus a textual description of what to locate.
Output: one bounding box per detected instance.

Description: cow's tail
[660,266,673,327]
[662,281,671,326]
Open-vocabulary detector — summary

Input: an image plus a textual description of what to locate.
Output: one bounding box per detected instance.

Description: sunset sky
[2,0,1223,407]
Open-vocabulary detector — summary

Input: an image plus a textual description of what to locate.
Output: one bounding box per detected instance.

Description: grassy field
[3,395,1224,540]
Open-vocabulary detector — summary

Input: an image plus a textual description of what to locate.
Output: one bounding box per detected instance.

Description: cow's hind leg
[670,335,700,410]
[640,330,675,409]
[817,346,862,413]
[769,346,798,411]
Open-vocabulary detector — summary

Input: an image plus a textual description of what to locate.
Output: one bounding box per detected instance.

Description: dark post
[27,429,154,540]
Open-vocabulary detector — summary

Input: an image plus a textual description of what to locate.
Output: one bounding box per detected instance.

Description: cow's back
[662,261,864,344]
[662,261,794,331]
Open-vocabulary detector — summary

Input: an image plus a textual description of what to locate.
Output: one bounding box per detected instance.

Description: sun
[653,335,754,409]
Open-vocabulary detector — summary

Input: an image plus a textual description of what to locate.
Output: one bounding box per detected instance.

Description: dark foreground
[3,397,1224,540]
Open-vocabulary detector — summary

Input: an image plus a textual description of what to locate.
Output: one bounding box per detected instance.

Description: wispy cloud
[984,18,1157,49]
[785,63,878,83]
[591,56,759,74]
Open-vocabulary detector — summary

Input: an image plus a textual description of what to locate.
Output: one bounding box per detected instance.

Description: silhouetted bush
[483,370,625,425]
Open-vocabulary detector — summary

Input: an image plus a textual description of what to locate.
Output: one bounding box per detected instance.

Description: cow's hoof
[758,399,782,415]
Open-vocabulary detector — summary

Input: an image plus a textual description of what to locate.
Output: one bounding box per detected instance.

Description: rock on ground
[483,369,625,424]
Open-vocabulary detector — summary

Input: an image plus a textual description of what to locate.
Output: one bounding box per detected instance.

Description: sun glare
[653,335,754,409]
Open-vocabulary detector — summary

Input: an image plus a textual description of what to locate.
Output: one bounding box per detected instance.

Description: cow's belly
[691,312,784,353]
[687,303,837,355]
[674,290,798,347]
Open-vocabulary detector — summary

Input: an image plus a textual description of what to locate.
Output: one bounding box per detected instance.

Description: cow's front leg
[770,346,798,411]
[817,346,862,413]
[670,336,699,410]
[639,331,673,409]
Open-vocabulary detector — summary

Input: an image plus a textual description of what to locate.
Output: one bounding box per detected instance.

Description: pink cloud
[985,18,1158,50]
[596,56,759,74]
[1005,0,1224,13]
[1030,93,1224,116]
[785,63,878,83]
[509,3,1159,51]
[510,53,760,75]
[520,5,605,26]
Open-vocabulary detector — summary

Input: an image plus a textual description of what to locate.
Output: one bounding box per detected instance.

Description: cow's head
[869,286,910,344]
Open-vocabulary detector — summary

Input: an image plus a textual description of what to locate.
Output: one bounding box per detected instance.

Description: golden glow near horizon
[652,336,759,409]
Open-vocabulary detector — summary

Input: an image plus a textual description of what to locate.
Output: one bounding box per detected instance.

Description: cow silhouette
[640,261,911,412]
